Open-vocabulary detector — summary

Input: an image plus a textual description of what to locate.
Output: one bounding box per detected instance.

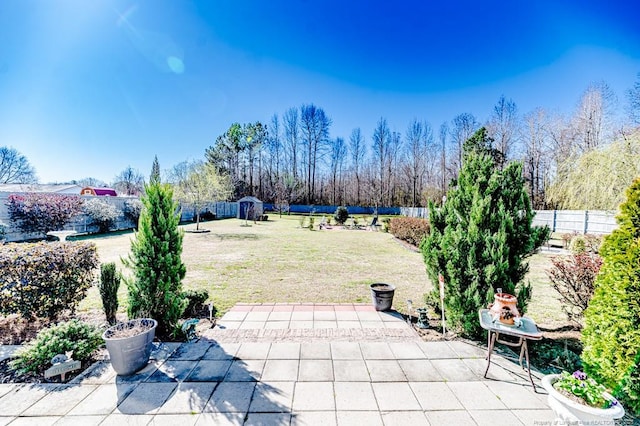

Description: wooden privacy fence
[399,207,618,235]
[0,192,238,242]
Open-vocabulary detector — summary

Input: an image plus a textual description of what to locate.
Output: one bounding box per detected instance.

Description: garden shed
[237,196,263,220]
[81,187,117,196]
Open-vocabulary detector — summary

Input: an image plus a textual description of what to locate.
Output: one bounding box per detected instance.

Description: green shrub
[99,262,121,325]
[182,289,210,317]
[582,177,640,392]
[10,319,102,374]
[382,217,391,232]
[84,198,119,233]
[334,206,349,225]
[568,234,587,253]
[0,241,99,320]
[389,217,430,247]
[124,179,187,336]
[0,220,6,240]
[421,128,549,338]
[308,217,315,230]
[615,352,640,416]
[547,253,602,323]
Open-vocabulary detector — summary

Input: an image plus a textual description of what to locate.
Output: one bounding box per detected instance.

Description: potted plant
[541,370,625,425]
[102,318,157,376]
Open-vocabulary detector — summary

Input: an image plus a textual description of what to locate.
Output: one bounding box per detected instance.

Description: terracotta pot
[488,290,520,325]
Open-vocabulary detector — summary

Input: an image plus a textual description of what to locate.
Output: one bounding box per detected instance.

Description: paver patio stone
[67,383,136,415]
[387,342,427,359]
[204,382,256,413]
[468,409,524,425]
[336,410,383,425]
[217,321,241,330]
[21,384,97,416]
[261,359,299,381]
[330,342,362,359]
[244,412,292,425]
[290,411,337,426]
[289,320,314,329]
[156,382,214,414]
[484,381,548,409]
[417,341,458,359]
[223,359,265,382]
[292,382,335,411]
[100,413,154,425]
[169,342,213,361]
[193,412,244,425]
[245,312,270,321]
[264,321,289,329]
[290,311,314,321]
[409,382,465,410]
[511,408,557,425]
[446,381,507,410]
[147,360,196,382]
[384,321,413,329]
[334,382,378,411]
[116,382,177,415]
[424,410,476,426]
[462,357,516,382]
[202,343,239,360]
[0,384,16,398]
[360,342,395,359]
[149,413,199,425]
[398,359,444,381]
[448,340,487,358]
[240,321,266,329]
[371,382,421,411]
[0,417,14,426]
[221,311,248,321]
[249,381,294,413]
[268,343,300,359]
[360,321,385,329]
[313,311,336,321]
[380,410,430,426]
[356,311,382,321]
[236,343,271,360]
[314,320,338,328]
[298,359,333,381]
[55,414,105,425]
[431,358,478,381]
[151,343,182,362]
[300,342,331,359]
[5,416,59,425]
[186,360,232,382]
[380,311,404,322]
[337,321,361,329]
[334,311,359,321]
[366,360,407,382]
[70,361,117,385]
[267,311,292,321]
[0,384,57,416]
[332,360,371,382]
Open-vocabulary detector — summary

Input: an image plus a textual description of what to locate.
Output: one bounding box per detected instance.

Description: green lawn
[78,215,567,328]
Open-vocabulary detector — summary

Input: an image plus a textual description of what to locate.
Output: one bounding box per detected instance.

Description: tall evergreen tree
[421,127,548,338]
[150,155,161,184]
[123,179,187,335]
[582,177,640,390]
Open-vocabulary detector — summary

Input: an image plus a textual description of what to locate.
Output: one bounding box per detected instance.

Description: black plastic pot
[370,283,396,311]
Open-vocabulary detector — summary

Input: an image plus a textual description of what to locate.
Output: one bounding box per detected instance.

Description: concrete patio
[0,303,555,425]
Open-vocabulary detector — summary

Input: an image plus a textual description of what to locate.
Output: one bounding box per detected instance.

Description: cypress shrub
[123,180,187,336]
[615,352,640,416]
[582,178,640,394]
[421,128,548,338]
[99,262,121,325]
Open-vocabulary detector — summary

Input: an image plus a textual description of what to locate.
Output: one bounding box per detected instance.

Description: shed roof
[238,196,262,203]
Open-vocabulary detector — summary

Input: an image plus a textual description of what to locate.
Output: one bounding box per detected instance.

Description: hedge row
[388,217,430,247]
[0,241,99,320]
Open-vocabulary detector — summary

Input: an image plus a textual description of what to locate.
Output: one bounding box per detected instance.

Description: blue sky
[1,0,639,184]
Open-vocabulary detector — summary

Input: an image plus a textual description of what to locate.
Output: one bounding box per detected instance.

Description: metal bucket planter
[370,283,396,311]
[102,318,157,376]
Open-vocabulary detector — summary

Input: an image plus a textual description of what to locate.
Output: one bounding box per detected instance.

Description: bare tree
[0,147,37,184]
[371,118,391,206]
[329,137,347,204]
[438,122,449,198]
[113,166,145,196]
[487,95,519,164]
[300,104,331,204]
[450,113,479,176]
[571,81,617,152]
[349,128,366,205]
[403,119,433,206]
[626,72,640,126]
[522,108,550,208]
[283,107,300,182]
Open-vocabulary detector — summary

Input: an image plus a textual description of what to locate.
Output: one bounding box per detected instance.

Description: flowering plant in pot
[541,370,624,425]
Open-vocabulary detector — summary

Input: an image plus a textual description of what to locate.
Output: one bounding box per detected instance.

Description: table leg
[484,331,497,378]
[521,340,538,393]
